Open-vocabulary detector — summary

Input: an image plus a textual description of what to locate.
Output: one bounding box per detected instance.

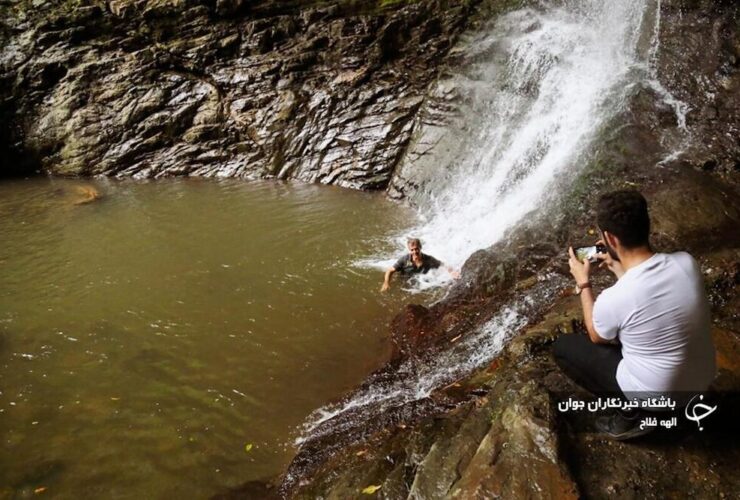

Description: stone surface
[0,0,475,188]
[280,263,740,498]
[653,0,740,179]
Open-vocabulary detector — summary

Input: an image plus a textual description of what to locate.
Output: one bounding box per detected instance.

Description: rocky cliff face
[5,1,736,193]
[0,0,474,188]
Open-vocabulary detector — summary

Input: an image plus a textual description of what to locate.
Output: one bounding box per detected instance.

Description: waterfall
[302,0,662,442]
[400,0,654,276]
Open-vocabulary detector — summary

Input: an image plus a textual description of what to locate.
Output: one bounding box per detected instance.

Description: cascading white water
[404,0,654,276]
[301,0,667,442]
[298,274,565,441]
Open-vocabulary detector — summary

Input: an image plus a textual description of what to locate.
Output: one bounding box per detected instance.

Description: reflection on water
[0,177,418,497]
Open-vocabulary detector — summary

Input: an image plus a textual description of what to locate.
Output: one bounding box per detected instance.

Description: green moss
[489,404,504,423]
[378,0,415,8]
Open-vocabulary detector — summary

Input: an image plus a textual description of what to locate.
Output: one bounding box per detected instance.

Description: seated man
[380,238,459,292]
[553,190,716,440]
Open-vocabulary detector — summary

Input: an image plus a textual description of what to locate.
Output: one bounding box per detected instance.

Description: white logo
[684,394,717,431]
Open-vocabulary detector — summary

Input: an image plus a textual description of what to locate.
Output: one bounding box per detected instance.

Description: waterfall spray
[401,0,654,277]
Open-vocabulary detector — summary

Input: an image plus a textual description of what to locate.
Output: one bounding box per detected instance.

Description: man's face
[408,243,421,258]
[599,229,621,262]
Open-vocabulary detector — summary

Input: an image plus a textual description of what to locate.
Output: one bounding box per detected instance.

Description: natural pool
[0,177,424,498]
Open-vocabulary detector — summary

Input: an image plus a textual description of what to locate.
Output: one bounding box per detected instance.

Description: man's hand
[568,246,610,345]
[381,268,395,292]
[568,246,592,285]
[446,266,461,279]
[594,239,625,279]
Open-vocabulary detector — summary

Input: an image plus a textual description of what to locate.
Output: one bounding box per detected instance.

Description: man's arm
[595,239,625,279]
[578,286,610,344]
[428,255,460,279]
[568,247,610,345]
[383,255,407,291]
[444,264,460,279]
[381,267,396,292]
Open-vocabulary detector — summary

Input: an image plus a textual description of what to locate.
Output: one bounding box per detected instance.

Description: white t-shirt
[593,252,716,396]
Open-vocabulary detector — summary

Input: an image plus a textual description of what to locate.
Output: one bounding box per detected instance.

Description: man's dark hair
[597,190,651,249]
[407,238,422,249]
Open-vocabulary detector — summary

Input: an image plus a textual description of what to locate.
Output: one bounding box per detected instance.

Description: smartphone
[574,244,607,263]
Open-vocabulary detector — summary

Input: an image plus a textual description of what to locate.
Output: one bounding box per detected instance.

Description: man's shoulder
[647,252,702,286]
[394,253,411,268]
[602,252,701,304]
[422,253,441,266]
[664,251,699,272]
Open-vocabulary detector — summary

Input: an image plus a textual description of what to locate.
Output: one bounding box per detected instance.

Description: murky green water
[0,178,419,498]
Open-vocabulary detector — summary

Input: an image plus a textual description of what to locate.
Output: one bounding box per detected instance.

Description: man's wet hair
[597,190,650,249]
[407,238,422,249]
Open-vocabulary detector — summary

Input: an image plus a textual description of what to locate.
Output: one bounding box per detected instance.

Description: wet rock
[214,0,245,17]
[284,301,583,499]
[389,0,740,199]
[461,249,520,299]
[448,381,578,500]
[712,326,740,391]
[648,169,740,252]
[389,303,434,361]
[71,184,102,205]
[646,0,740,180]
[0,0,477,187]
[284,270,740,498]
[699,104,718,121]
[8,459,66,494]
[214,479,280,499]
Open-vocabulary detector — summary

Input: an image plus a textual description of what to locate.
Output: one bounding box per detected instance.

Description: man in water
[553,190,716,440]
[380,238,459,292]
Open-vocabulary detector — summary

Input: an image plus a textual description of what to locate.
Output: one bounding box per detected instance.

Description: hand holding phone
[593,240,625,279]
[573,244,607,264]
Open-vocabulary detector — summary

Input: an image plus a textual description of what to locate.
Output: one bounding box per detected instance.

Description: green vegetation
[378,0,417,8]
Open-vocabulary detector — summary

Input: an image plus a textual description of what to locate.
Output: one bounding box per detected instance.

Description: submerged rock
[71,184,102,204]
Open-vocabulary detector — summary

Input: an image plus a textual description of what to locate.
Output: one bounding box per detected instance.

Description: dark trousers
[552,334,625,398]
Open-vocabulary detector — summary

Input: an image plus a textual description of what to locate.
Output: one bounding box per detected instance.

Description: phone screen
[575,246,598,263]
